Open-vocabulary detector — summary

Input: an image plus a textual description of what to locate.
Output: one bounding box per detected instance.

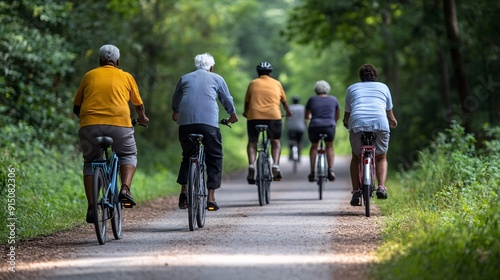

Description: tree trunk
[443,0,472,131]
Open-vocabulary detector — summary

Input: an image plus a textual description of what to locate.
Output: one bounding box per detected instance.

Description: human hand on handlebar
[227,113,238,124]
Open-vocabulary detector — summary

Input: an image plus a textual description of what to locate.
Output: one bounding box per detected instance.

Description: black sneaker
[350,191,362,206]
[178,193,188,209]
[308,173,315,182]
[86,208,94,223]
[376,185,388,199]
[247,166,255,184]
[328,170,336,181]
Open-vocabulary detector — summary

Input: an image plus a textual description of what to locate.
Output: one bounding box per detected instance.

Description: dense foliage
[284,0,500,168]
[375,123,500,279]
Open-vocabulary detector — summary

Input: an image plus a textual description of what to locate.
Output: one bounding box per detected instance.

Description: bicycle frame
[357,132,376,217]
[187,134,207,231]
[91,144,119,211]
[255,125,272,206]
[315,134,328,200]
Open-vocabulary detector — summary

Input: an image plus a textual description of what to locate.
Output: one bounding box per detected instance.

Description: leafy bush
[375,123,500,279]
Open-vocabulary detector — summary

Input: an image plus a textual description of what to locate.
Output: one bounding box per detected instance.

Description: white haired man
[73,44,149,223]
[172,53,238,211]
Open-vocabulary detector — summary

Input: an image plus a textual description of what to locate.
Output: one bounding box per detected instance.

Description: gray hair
[314,80,331,95]
[194,53,215,70]
[99,44,120,63]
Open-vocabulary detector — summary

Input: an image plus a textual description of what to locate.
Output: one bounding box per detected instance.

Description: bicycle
[186,119,231,231]
[255,124,272,206]
[353,132,377,217]
[314,134,328,200]
[91,119,146,245]
[289,139,300,174]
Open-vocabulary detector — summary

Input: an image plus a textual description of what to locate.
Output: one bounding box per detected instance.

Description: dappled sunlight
[22,252,374,272]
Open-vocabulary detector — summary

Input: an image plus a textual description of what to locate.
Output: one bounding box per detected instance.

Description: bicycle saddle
[94,136,113,147]
[360,132,376,145]
[188,134,204,140]
[255,124,268,130]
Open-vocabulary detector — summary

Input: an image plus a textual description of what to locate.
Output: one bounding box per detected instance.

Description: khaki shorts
[79,125,137,176]
[349,130,389,156]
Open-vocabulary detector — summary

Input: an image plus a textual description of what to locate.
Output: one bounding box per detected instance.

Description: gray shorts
[349,130,390,156]
[79,125,137,176]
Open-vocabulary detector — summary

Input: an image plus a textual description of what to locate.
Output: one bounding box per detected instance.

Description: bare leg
[181,184,187,194]
[120,164,136,189]
[309,143,318,174]
[208,189,215,203]
[271,139,281,165]
[84,175,93,207]
[350,153,360,191]
[326,141,335,170]
[375,153,388,187]
[247,142,257,165]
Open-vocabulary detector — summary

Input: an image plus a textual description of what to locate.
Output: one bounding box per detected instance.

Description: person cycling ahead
[243,61,292,183]
[305,80,340,182]
[73,44,149,223]
[285,96,306,161]
[343,64,397,206]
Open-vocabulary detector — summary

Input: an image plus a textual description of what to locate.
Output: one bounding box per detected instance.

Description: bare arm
[73,105,81,118]
[243,102,249,118]
[343,111,350,129]
[282,101,292,117]
[386,110,397,128]
[305,109,311,120]
[135,104,149,125]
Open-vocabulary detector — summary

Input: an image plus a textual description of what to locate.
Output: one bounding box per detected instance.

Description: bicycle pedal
[123,202,134,208]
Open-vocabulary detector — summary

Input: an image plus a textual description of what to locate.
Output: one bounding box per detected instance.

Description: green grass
[372,124,500,280]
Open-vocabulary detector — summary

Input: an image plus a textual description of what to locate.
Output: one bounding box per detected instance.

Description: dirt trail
[2,156,382,280]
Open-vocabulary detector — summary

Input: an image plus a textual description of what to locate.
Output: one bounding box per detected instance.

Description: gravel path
[2,156,382,280]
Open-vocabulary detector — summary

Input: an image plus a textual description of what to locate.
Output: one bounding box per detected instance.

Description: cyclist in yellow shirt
[243,62,292,183]
[73,44,149,223]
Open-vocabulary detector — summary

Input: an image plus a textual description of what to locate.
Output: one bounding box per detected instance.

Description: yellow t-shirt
[245,75,286,120]
[73,66,143,128]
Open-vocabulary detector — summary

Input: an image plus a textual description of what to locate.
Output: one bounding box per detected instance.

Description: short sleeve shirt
[73,66,143,128]
[305,95,340,127]
[245,75,286,120]
[344,81,393,132]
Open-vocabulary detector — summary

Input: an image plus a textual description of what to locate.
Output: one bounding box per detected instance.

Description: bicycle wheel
[264,157,271,204]
[93,167,107,245]
[317,153,326,200]
[196,164,207,228]
[292,145,298,173]
[188,161,198,231]
[256,152,266,206]
[362,159,371,217]
[110,169,122,240]
[363,184,371,217]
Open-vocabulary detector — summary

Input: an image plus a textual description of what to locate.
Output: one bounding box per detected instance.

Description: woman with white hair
[305,80,340,182]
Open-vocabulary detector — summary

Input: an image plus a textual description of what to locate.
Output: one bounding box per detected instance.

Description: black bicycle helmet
[292,95,300,104]
[256,61,273,72]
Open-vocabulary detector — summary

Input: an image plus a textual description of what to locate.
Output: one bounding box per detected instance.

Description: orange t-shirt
[73,66,143,128]
[245,75,286,120]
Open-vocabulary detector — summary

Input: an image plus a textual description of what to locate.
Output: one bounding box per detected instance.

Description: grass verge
[372,123,500,279]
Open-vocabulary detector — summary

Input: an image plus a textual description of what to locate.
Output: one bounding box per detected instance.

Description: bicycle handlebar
[219,119,232,128]
[132,118,148,128]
